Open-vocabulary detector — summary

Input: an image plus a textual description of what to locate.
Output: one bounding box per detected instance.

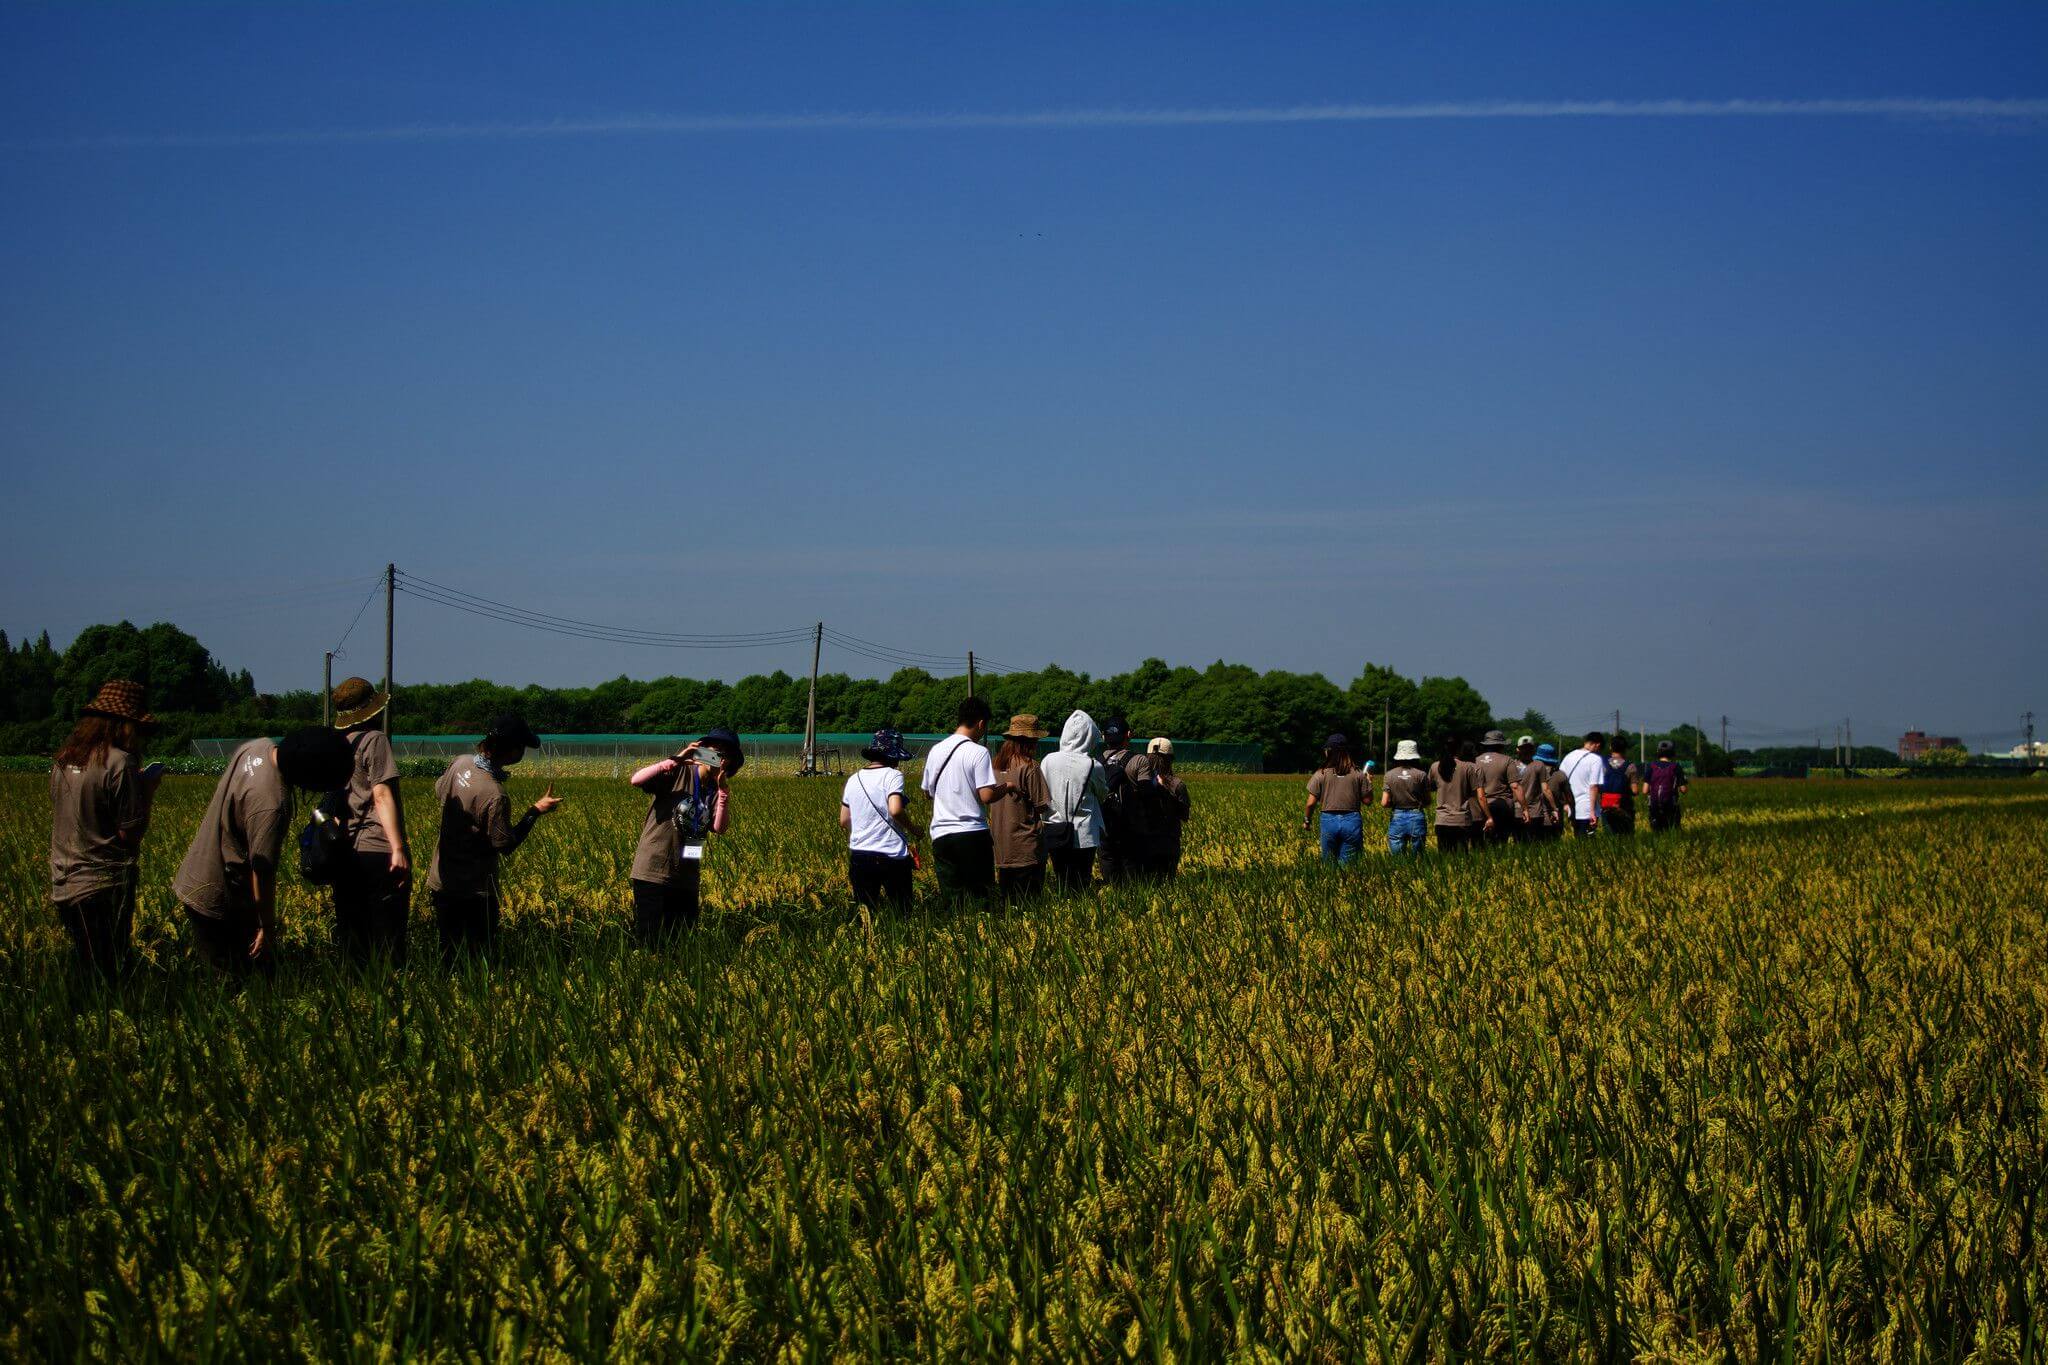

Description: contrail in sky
[12,97,2048,148]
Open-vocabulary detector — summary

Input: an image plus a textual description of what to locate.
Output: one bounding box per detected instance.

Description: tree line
[1,619,1744,773]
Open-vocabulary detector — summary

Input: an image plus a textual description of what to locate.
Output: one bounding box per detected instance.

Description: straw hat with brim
[1393,739,1423,763]
[1003,715,1048,740]
[331,676,389,728]
[81,680,155,728]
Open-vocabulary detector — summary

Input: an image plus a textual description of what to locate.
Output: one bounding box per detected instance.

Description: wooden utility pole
[801,622,822,776]
[1695,715,1702,765]
[1721,715,1728,757]
[383,563,396,734]
[2027,711,2037,767]
[1614,708,1621,742]
[322,652,334,727]
[1382,699,1390,771]
[967,651,976,699]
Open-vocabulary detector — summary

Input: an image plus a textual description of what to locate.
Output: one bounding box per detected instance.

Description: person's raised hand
[533,784,564,816]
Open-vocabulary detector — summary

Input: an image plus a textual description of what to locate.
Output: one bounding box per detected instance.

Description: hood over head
[1059,710,1102,755]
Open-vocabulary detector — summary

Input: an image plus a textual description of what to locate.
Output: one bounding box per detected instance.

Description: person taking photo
[629,728,742,941]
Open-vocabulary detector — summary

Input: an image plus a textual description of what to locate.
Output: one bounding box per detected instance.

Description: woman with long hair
[989,715,1052,901]
[1302,733,1372,865]
[1429,740,1485,853]
[49,681,162,978]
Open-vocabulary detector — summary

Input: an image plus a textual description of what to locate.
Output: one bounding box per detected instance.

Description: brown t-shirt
[1428,760,1482,826]
[631,760,724,885]
[1121,753,1192,853]
[345,727,401,854]
[1516,759,1553,811]
[50,746,147,903]
[1546,766,1573,824]
[427,755,533,897]
[1307,767,1373,814]
[1381,766,1430,811]
[173,739,291,919]
[988,759,1051,869]
[1473,751,1520,802]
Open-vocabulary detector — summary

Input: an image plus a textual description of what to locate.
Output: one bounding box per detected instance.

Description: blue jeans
[1319,811,1364,865]
[1387,808,1426,854]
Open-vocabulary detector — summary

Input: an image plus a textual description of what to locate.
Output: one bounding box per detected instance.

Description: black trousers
[1480,799,1516,844]
[185,902,272,976]
[1435,824,1477,853]
[333,848,411,966]
[932,831,995,907]
[1649,801,1682,832]
[848,852,914,912]
[632,867,702,942]
[433,889,500,961]
[55,882,135,979]
[1096,830,1133,886]
[1049,846,1096,893]
[998,863,1046,902]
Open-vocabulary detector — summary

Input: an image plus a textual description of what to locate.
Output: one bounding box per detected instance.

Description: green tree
[1918,745,1971,767]
[1415,676,1493,759]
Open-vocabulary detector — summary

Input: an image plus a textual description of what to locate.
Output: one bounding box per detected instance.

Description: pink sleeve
[630,758,677,789]
[710,787,731,835]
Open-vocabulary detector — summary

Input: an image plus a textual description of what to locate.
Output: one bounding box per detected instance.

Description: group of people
[46,676,1691,979]
[847,697,1192,912]
[1304,727,1690,863]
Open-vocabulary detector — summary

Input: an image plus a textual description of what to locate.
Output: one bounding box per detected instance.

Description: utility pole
[322,652,334,727]
[967,651,976,699]
[1382,699,1390,771]
[2026,711,2036,767]
[1720,715,1728,757]
[1614,708,1622,741]
[383,563,396,734]
[1846,717,1853,770]
[801,622,822,776]
[1695,715,1702,765]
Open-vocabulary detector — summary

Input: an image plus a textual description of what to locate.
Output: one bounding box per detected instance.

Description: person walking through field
[1123,736,1192,879]
[1644,739,1690,832]
[989,715,1053,901]
[1558,732,1608,837]
[1472,729,1524,845]
[920,696,1000,909]
[840,728,919,913]
[1429,741,1488,851]
[1095,716,1139,885]
[48,681,163,979]
[1543,745,1574,841]
[426,713,563,960]
[1040,710,1111,893]
[629,728,742,941]
[1304,734,1372,865]
[326,677,410,966]
[1601,734,1640,837]
[1517,743,1563,840]
[174,727,355,975]
[1379,739,1431,855]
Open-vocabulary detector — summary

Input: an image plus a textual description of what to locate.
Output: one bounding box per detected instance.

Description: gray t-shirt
[1307,767,1373,814]
[1381,766,1430,811]
[1428,760,1482,827]
[427,755,533,897]
[173,740,291,919]
[50,746,146,903]
[345,728,401,854]
[1473,751,1520,801]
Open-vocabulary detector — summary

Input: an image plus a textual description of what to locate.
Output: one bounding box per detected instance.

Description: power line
[397,580,814,650]
[398,571,813,645]
[330,576,386,656]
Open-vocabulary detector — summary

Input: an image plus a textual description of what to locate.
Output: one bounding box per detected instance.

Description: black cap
[1103,716,1130,740]
[486,713,542,750]
[1658,740,1676,755]
[1324,732,1348,750]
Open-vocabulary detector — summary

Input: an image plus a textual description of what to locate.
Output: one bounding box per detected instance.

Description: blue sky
[2,3,2043,750]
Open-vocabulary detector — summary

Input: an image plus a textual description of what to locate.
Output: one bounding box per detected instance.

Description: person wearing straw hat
[1378,739,1430,855]
[427,713,563,959]
[327,677,411,965]
[49,680,163,978]
[1304,733,1372,865]
[840,728,920,913]
[175,727,356,974]
[1123,736,1192,880]
[628,727,743,942]
[989,714,1053,901]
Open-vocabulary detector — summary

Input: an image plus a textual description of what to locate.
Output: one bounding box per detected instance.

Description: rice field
[2,771,2045,1358]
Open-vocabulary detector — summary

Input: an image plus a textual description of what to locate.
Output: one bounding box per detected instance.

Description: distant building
[1898,730,1963,761]
[2010,742,2048,761]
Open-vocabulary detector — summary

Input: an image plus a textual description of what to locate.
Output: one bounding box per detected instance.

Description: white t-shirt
[842,767,909,857]
[920,733,994,839]
[1559,748,1605,821]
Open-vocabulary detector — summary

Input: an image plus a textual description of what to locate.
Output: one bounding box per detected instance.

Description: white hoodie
[1040,711,1111,849]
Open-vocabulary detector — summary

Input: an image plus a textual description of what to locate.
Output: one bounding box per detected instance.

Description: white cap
[1516,734,1535,747]
[1147,736,1173,755]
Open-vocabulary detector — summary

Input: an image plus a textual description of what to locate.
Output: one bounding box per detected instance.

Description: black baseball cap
[1103,716,1131,740]
[486,713,542,750]
[1324,732,1349,750]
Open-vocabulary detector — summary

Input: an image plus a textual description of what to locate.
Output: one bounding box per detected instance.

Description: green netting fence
[192,733,1264,776]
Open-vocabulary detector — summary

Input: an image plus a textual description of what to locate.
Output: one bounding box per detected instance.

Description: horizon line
[11,96,2048,149]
